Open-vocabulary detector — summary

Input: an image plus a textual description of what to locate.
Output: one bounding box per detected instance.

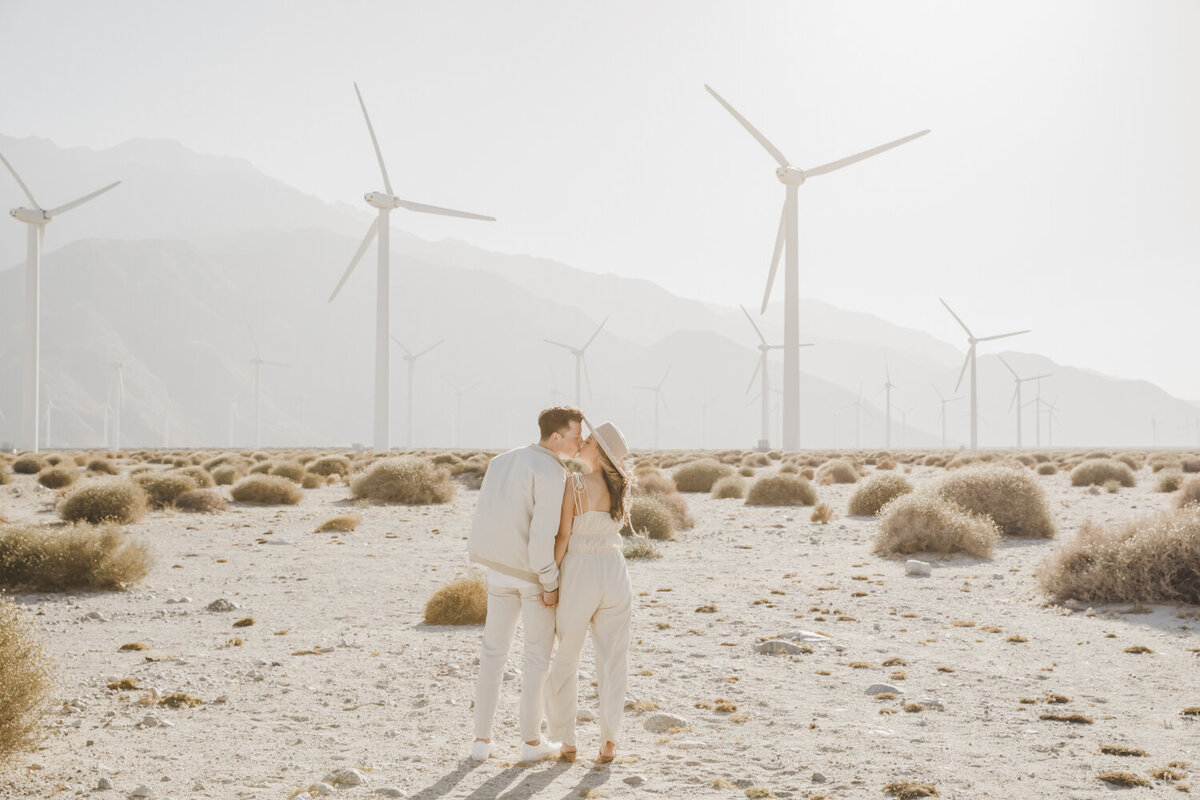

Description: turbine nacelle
[364,191,399,210]
[10,207,47,224]
[775,166,806,186]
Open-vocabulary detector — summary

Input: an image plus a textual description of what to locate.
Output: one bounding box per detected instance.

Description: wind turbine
[108,362,125,451]
[636,368,670,451]
[2,152,120,453]
[838,384,865,449]
[897,405,916,448]
[1044,399,1061,447]
[931,384,964,449]
[998,356,1051,449]
[445,379,481,448]
[248,327,291,449]
[705,84,928,452]
[391,336,443,448]
[940,299,1029,450]
[543,317,608,407]
[327,83,494,453]
[881,361,897,449]
[547,367,573,406]
[741,305,783,451]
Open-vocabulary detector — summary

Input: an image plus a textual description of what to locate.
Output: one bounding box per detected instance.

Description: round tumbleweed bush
[307,454,351,477]
[848,473,914,517]
[230,474,303,505]
[58,479,149,525]
[672,459,734,493]
[875,493,1001,558]
[816,459,859,484]
[933,464,1055,539]
[174,489,228,514]
[621,496,677,541]
[0,597,52,766]
[133,471,201,509]
[745,474,817,507]
[711,475,745,499]
[1070,459,1136,488]
[0,523,153,592]
[37,466,79,489]
[423,573,487,625]
[1176,476,1200,510]
[350,457,455,505]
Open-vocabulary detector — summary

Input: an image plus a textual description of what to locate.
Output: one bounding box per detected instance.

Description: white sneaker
[470,740,492,761]
[520,736,561,762]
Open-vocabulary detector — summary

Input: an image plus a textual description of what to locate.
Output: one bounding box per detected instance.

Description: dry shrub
[268,461,306,483]
[1071,459,1136,487]
[1148,453,1181,473]
[36,466,79,489]
[315,514,360,533]
[742,453,770,468]
[658,493,694,530]
[350,457,455,505]
[946,454,982,470]
[848,473,914,517]
[173,466,215,489]
[210,465,246,486]
[11,456,43,475]
[633,469,677,497]
[0,468,8,486]
[778,462,799,474]
[300,473,323,489]
[174,489,227,514]
[1096,772,1149,788]
[622,496,677,541]
[883,782,939,799]
[712,475,745,499]
[738,466,755,478]
[1037,462,1059,476]
[1176,477,1200,509]
[1157,470,1184,493]
[0,598,52,766]
[86,458,119,475]
[811,503,834,524]
[307,455,351,477]
[1181,456,1200,473]
[1037,507,1200,604]
[745,474,817,506]
[622,536,662,560]
[424,573,487,625]
[201,452,244,471]
[877,458,897,470]
[133,472,200,509]
[933,464,1055,538]
[230,474,303,505]
[59,479,149,525]
[0,523,152,591]
[817,459,859,484]
[673,459,734,492]
[431,453,462,466]
[875,494,1000,558]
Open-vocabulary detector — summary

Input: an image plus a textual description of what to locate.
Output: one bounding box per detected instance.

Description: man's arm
[528,464,565,592]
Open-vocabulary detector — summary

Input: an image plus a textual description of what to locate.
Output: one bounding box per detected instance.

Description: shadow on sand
[410,758,610,800]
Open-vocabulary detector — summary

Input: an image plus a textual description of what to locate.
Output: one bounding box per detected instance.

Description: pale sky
[2,1,1198,399]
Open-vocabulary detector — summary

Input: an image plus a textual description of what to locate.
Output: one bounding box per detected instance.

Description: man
[467,405,583,762]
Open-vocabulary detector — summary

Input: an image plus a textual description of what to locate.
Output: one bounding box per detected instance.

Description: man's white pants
[473,581,556,743]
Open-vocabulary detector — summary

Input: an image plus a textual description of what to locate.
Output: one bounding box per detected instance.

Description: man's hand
[540,589,559,608]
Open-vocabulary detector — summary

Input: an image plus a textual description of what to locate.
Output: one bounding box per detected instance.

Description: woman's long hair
[597,448,631,524]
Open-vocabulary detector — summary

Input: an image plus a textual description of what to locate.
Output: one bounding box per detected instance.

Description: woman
[546,419,633,763]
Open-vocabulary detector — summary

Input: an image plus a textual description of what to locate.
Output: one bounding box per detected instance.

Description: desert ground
[0,450,1197,800]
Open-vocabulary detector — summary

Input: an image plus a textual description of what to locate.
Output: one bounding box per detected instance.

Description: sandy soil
[0,459,1197,800]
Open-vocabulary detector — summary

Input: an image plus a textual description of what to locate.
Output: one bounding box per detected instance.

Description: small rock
[812,772,827,784]
[643,713,688,733]
[732,778,755,788]
[778,630,831,642]
[265,538,295,546]
[206,599,238,612]
[82,611,109,622]
[756,640,807,655]
[96,777,113,790]
[312,783,334,796]
[502,670,517,682]
[140,714,161,728]
[130,786,151,798]
[577,709,596,722]
[865,683,903,696]
[623,775,647,787]
[917,697,945,711]
[905,560,932,577]
[329,768,367,787]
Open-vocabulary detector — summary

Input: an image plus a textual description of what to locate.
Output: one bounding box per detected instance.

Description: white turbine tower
[2,152,120,453]
[931,384,964,449]
[898,405,916,447]
[881,361,897,448]
[636,368,670,451]
[741,305,782,451]
[543,317,608,407]
[248,327,291,449]
[705,85,928,452]
[327,83,494,453]
[391,336,443,449]
[108,361,125,451]
[999,356,1051,449]
[446,380,481,448]
[940,299,1029,450]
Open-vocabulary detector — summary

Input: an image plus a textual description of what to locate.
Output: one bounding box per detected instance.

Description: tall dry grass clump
[58,479,149,525]
[817,459,859,484]
[875,494,1000,558]
[622,496,677,541]
[36,466,79,489]
[673,459,734,492]
[848,473,914,517]
[0,598,52,767]
[174,489,228,514]
[933,464,1055,538]
[307,454,351,477]
[268,461,306,483]
[1070,459,1136,488]
[133,471,200,509]
[230,474,303,505]
[745,474,817,507]
[350,457,455,505]
[711,475,745,499]
[210,464,246,486]
[632,469,677,497]
[11,456,43,475]
[1037,508,1200,604]
[0,523,152,591]
[1175,476,1200,509]
[423,573,487,625]
[1181,455,1200,473]
[1156,470,1184,493]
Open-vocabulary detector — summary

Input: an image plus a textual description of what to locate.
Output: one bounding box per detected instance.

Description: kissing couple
[466,405,633,764]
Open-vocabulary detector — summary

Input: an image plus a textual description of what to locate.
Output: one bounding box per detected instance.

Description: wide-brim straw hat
[583,417,629,478]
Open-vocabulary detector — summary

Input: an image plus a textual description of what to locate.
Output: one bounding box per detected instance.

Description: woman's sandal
[560,746,577,763]
[597,744,616,764]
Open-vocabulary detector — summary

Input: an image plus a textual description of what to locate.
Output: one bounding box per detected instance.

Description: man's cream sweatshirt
[468,443,566,592]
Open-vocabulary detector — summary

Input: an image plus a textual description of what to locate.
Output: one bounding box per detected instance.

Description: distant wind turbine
[881,361,897,449]
[838,384,865,449]
[543,317,608,407]
[741,305,787,451]
[391,336,443,449]
[108,361,125,451]
[705,84,928,451]
[999,356,1051,449]
[446,379,481,448]
[897,405,916,448]
[327,82,494,453]
[547,367,573,406]
[940,299,1029,450]
[1,151,120,453]
[1044,399,1061,447]
[636,368,671,451]
[248,326,291,449]
[931,384,964,449]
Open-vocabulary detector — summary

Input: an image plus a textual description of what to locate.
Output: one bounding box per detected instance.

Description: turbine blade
[394,198,494,221]
[939,298,974,339]
[930,382,945,401]
[659,392,671,414]
[543,339,575,352]
[582,357,594,400]
[977,329,1030,343]
[354,82,393,195]
[1009,386,1018,412]
[414,339,444,359]
[45,181,120,218]
[0,151,40,208]
[746,354,763,394]
[264,361,292,368]
[953,348,972,393]
[740,304,767,345]
[581,316,608,351]
[657,366,671,390]
[703,84,790,167]
[761,199,787,314]
[803,130,930,178]
[1029,373,1053,381]
[328,217,380,302]
[389,336,414,358]
[998,355,1019,379]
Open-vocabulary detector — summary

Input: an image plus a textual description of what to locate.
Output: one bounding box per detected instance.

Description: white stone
[643,713,688,733]
[905,560,932,577]
[131,786,151,798]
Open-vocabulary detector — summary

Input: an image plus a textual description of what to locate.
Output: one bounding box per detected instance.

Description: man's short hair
[538,406,584,440]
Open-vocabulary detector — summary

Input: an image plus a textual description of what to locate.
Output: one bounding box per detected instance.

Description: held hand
[541,589,559,608]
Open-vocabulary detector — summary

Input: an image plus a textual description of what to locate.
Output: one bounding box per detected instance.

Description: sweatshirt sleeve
[528,463,566,591]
